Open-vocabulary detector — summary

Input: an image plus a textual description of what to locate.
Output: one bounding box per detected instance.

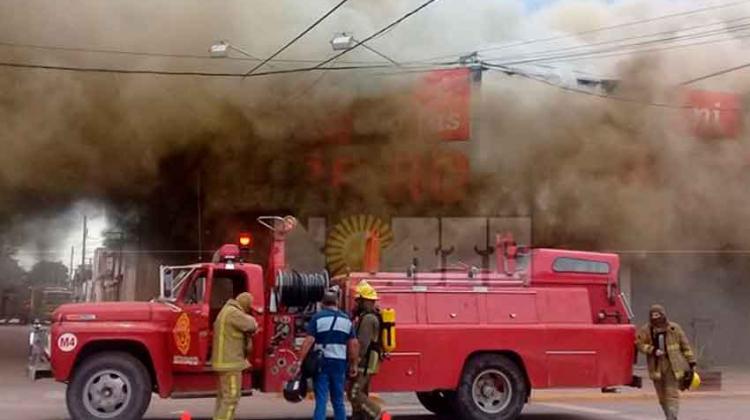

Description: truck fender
[71,338,173,398]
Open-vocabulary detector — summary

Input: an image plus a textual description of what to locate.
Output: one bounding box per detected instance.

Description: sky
[15,203,109,271]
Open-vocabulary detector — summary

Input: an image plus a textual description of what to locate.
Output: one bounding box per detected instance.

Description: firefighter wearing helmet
[348,280,391,420]
[636,304,698,420]
[211,292,258,420]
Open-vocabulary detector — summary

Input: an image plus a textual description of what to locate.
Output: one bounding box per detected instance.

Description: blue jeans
[313,359,347,420]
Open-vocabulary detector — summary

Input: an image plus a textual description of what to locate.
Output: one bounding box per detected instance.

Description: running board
[171,389,253,399]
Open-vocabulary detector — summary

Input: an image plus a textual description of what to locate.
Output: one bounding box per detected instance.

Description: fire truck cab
[29,216,639,420]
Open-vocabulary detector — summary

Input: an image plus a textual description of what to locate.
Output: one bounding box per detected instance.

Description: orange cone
[180,411,191,420]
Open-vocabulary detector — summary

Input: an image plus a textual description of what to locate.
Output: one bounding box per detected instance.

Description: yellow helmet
[690,371,701,391]
[355,280,378,300]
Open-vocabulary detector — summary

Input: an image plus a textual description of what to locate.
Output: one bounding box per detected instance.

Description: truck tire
[66,352,152,420]
[416,390,456,417]
[454,354,527,420]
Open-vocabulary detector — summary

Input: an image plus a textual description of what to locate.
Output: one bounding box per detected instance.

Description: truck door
[170,267,211,371]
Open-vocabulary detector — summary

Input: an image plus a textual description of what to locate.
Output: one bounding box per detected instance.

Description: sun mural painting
[324,215,394,275]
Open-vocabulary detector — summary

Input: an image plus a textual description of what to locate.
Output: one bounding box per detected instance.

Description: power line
[481,15,750,66]
[245,0,351,75]
[311,0,442,70]
[488,20,750,67]
[0,39,385,65]
[493,32,750,66]
[0,0,449,80]
[417,0,750,63]
[681,61,750,84]
[485,64,685,109]
[489,63,748,110]
[0,60,394,77]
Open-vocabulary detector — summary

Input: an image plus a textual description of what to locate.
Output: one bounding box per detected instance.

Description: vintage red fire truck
[29,216,640,420]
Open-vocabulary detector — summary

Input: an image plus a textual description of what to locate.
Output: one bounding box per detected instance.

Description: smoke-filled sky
[2,0,750,268]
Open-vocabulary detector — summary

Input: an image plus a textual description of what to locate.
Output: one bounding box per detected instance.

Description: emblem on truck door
[173,312,191,355]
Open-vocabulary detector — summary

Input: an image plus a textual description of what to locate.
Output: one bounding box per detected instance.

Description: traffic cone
[180,411,191,420]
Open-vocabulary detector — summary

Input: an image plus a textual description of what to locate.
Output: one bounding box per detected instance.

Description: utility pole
[81,215,88,269]
[197,170,203,261]
[69,246,74,287]
[80,215,87,301]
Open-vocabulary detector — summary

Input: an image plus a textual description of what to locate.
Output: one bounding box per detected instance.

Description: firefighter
[211,292,258,420]
[636,304,696,420]
[348,280,391,420]
[298,290,359,420]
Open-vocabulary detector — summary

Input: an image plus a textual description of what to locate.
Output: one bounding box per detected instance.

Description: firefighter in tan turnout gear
[636,304,697,420]
[348,281,391,420]
[212,292,258,420]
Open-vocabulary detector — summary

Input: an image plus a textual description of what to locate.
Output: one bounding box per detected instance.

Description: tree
[27,261,68,287]
[0,250,25,288]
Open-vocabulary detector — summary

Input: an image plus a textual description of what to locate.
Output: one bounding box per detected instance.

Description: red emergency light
[213,244,240,263]
[238,232,253,248]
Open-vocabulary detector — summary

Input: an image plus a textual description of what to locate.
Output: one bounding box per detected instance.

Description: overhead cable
[0,39,384,65]
[481,15,750,65]
[681,61,750,84]
[245,0,351,75]
[507,32,750,65]
[310,0,442,70]
[485,64,691,110]
[417,0,750,63]
[485,21,750,66]
[0,60,392,77]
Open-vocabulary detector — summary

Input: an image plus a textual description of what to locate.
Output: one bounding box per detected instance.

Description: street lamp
[329,33,400,66]
[209,41,230,58]
[330,34,355,51]
[209,40,264,62]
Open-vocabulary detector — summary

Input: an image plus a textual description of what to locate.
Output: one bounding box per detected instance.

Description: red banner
[684,90,742,139]
[415,68,472,141]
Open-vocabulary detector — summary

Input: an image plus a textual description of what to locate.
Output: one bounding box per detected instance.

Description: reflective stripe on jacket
[306,308,354,362]
[212,299,257,371]
[636,321,696,381]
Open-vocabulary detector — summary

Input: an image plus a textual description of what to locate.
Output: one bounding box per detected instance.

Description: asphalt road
[1,326,747,420]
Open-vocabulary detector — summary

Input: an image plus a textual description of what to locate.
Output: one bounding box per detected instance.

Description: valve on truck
[380,308,397,353]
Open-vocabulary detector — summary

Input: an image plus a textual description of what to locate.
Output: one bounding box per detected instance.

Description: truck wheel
[416,390,456,417]
[66,352,152,420]
[454,354,527,420]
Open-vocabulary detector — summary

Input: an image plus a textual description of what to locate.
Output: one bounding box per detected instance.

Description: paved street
[2,326,748,420]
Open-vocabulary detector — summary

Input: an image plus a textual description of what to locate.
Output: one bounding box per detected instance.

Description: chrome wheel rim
[82,369,132,418]
[471,368,512,414]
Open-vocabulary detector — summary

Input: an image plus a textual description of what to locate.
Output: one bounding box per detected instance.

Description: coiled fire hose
[276,270,330,307]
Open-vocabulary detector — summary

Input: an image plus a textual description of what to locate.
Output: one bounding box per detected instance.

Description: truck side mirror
[162,268,174,300]
[606,279,616,305]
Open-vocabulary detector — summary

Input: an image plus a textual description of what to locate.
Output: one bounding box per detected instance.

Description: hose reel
[276,270,330,308]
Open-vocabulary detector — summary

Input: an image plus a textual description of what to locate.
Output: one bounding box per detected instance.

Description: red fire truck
[29,216,640,420]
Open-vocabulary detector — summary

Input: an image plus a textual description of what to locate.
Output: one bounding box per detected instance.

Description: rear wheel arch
[72,340,158,393]
[462,350,531,397]
[453,351,531,420]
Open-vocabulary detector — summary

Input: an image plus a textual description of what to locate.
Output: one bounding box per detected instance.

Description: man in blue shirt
[298,290,359,420]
